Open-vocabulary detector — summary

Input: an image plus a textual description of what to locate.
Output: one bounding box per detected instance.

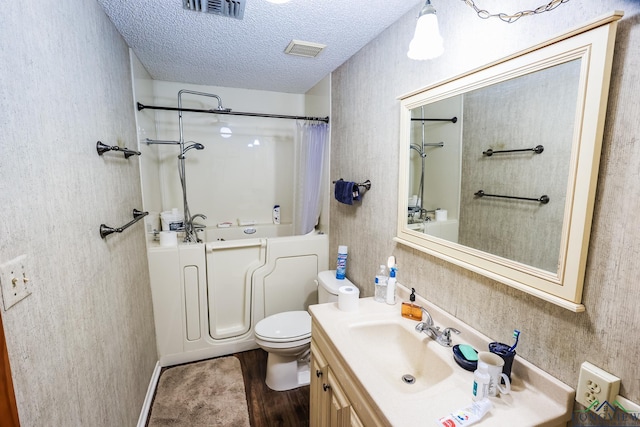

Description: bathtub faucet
[184,213,207,243]
[190,213,207,223]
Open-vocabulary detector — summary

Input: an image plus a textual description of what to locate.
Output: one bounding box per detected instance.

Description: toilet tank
[317,270,355,303]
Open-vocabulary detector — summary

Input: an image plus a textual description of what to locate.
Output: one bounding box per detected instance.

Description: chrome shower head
[179,143,205,158]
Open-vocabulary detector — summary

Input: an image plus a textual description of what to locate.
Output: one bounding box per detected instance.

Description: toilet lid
[255,311,311,342]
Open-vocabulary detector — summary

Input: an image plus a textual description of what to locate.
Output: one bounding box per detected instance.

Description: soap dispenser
[401,288,423,321]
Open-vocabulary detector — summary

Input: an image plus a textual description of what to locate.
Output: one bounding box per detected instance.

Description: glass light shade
[407,13,444,60]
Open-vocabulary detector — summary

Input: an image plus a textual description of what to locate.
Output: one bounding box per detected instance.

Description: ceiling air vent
[284,40,326,58]
[183,0,246,20]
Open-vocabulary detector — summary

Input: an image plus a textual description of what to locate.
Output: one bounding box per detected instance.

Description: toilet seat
[255,310,311,343]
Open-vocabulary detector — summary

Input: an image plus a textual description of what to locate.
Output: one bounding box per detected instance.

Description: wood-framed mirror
[395,12,623,312]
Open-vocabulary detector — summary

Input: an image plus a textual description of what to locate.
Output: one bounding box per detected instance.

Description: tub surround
[147,233,328,366]
[309,284,574,426]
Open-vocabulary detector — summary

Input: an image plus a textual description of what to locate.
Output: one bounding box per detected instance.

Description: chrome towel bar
[474,190,549,204]
[100,209,149,239]
[96,141,141,158]
[482,145,544,157]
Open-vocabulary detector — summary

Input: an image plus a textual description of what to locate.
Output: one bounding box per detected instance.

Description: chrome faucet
[415,307,460,347]
[190,213,207,223]
[184,213,207,243]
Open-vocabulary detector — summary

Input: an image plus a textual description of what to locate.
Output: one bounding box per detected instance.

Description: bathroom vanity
[309,286,574,426]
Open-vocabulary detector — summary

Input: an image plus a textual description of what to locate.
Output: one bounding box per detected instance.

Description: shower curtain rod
[137,102,329,123]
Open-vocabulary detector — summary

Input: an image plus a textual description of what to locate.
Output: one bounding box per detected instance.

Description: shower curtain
[294,121,328,235]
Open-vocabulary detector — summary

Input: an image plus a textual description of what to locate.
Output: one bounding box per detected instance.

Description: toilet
[254,270,354,391]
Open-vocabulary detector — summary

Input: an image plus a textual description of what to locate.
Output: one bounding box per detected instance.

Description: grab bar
[100,209,149,238]
[206,239,266,251]
[482,145,544,157]
[474,190,549,204]
[96,141,141,158]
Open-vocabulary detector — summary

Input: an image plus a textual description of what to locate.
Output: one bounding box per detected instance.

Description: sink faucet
[415,307,460,347]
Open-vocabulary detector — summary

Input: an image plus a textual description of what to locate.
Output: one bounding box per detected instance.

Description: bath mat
[147,356,250,427]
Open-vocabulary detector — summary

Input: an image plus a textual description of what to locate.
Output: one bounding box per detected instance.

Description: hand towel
[334,180,360,205]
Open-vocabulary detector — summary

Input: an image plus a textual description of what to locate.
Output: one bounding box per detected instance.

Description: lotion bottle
[472,363,491,401]
[386,266,397,305]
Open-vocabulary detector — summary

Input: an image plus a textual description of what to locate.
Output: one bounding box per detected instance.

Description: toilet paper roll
[435,209,448,222]
[338,285,360,312]
[159,231,178,247]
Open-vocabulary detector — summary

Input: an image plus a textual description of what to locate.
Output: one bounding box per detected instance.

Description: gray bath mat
[147,356,250,427]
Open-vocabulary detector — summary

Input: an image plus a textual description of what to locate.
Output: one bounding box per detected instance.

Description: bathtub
[204,222,294,241]
[147,224,328,367]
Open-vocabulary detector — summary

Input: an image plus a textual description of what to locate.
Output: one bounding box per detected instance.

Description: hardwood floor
[235,349,310,427]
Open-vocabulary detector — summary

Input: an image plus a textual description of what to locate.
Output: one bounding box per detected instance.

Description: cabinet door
[327,370,351,427]
[310,347,328,427]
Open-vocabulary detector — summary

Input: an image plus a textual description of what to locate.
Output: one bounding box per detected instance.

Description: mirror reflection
[407,59,582,273]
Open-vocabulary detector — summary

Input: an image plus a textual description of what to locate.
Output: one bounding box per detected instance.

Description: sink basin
[348,319,454,392]
[310,294,575,426]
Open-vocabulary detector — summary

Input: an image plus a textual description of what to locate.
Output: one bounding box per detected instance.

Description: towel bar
[96,141,141,159]
[474,190,549,204]
[100,209,149,239]
[332,179,371,191]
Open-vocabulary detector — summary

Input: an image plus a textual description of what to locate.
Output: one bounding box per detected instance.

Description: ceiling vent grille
[183,0,246,20]
[284,40,326,58]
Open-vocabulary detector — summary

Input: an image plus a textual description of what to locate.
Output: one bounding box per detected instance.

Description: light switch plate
[0,254,32,310]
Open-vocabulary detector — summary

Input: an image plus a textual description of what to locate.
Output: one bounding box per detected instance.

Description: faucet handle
[442,327,460,337]
[438,327,461,346]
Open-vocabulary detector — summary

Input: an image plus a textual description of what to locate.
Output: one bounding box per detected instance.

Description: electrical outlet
[0,255,32,310]
[576,362,621,418]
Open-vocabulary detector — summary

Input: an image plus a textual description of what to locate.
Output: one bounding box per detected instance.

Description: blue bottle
[336,245,348,279]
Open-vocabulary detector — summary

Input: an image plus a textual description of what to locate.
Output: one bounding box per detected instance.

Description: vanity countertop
[309,285,575,427]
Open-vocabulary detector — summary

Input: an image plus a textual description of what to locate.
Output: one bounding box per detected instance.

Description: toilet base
[265,352,310,391]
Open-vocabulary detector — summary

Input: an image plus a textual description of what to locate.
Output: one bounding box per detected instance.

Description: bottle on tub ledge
[336,245,348,280]
[386,255,397,305]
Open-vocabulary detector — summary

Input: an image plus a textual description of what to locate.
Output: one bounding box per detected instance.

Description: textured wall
[0,1,158,425]
[331,0,640,406]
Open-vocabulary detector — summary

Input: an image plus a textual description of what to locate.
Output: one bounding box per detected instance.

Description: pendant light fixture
[407,0,571,61]
[407,0,444,60]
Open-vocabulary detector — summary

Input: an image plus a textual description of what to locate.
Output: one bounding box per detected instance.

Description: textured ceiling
[96,0,422,94]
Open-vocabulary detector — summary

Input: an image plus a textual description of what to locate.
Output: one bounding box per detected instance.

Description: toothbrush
[508,329,520,352]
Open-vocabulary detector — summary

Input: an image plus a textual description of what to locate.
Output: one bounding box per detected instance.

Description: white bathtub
[204,222,294,241]
[147,226,328,367]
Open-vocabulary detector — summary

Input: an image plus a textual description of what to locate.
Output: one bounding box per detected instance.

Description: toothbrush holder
[489,342,515,381]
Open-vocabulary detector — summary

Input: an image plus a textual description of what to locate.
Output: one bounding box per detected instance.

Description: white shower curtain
[294,121,328,235]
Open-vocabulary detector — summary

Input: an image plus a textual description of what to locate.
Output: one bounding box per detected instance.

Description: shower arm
[178,89,227,146]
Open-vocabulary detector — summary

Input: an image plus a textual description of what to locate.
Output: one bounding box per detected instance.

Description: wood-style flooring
[235,348,310,427]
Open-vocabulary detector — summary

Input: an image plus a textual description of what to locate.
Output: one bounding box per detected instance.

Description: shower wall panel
[150,81,306,228]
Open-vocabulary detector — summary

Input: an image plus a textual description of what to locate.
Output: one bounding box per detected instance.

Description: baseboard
[136,361,161,427]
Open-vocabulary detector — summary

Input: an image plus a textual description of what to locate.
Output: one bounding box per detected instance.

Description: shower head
[410,144,427,157]
[179,143,205,158]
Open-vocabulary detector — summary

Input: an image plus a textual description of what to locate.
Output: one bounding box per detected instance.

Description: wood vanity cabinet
[310,341,364,427]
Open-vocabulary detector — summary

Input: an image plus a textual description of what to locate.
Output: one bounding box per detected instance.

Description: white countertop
[309,286,574,427]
